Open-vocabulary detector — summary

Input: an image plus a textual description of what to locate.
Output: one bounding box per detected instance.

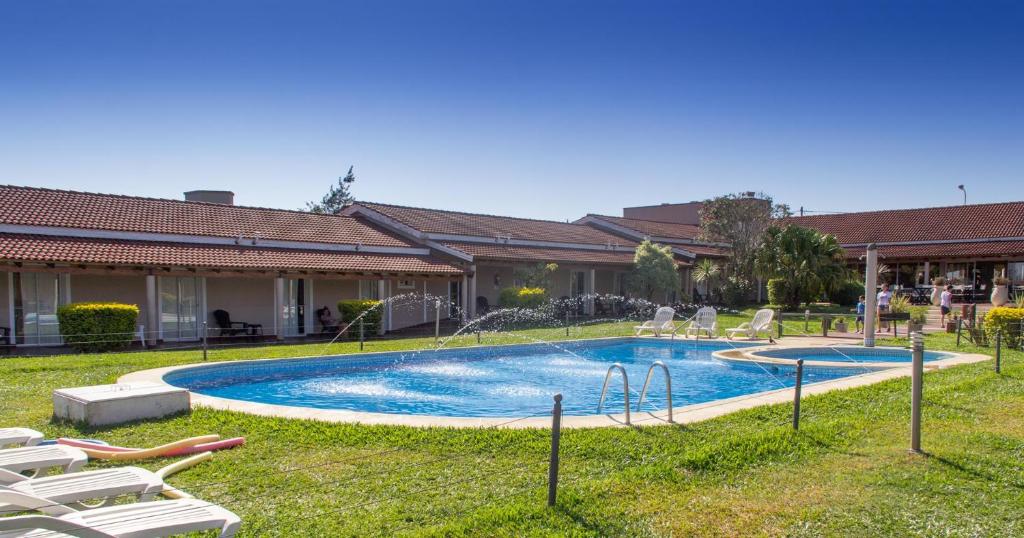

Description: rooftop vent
[184,190,234,205]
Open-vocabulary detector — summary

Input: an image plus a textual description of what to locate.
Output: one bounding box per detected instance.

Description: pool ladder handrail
[636,361,673,423]
[597,363,630,425]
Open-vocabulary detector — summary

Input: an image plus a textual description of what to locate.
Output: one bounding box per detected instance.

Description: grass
[1,312,1022,536]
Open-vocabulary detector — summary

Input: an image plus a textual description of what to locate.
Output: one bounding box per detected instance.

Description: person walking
[876,284,893,333]
[940,285,953,327]
[855,295,866,333]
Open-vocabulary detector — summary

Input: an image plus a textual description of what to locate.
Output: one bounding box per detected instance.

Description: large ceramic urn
[930,286,942,306]
[991,285,1009,307]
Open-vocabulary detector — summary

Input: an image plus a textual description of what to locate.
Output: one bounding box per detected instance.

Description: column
[923,261,930,286]
[378,279,388,335]
[460,273,469,322]
[864,244,878,347]
[274,276,285,340]
[145,274,158,347]
[468,264,478,318]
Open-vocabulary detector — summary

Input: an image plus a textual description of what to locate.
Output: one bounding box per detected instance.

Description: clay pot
[991,284,1009,307]
[930,286,942,306]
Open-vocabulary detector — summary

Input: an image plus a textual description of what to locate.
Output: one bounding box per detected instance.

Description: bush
[830,280,863,307]
[337,299,382,331]
[984,307,1024,348]
[57,302,139,352]
[909,306,929,325]
[720,277,752,308]
[498,287,547,308]
[767,278,793,310]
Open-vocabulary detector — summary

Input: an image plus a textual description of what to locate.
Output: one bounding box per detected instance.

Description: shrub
[57,302,139,352]
[888,294,911,314]
[830,280,863,307]
[767,278,793,310]
[720,277,752,308]
[337,299,382,331]
[984,307,1024,348]
[909,306,929,325]
[498,287,547,308]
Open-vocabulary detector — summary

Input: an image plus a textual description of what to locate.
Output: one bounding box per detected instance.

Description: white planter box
[53,383,190,426]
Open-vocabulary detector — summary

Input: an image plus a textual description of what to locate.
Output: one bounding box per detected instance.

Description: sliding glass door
[13,272,66,345]
[281,278,305,336]
[160,276,200,340]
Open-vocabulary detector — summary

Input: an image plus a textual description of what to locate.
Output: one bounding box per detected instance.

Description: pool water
[751,346,951,363]
[165,338,860,417]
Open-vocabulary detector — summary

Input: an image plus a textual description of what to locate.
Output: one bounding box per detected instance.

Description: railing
[596,363,630,425]
[636,361,673,423]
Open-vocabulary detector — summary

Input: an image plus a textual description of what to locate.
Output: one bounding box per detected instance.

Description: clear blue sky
[1,1,1021,220]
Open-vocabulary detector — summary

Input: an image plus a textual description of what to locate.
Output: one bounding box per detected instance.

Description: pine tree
[306,166,356,214]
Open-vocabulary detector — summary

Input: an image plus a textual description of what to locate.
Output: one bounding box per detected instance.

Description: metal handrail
[596,363,630,425]
[636,361,673,423]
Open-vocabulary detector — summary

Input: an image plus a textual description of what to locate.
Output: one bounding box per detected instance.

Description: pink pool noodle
[58,437,245,456]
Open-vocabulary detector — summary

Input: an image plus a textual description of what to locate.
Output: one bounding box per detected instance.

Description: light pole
[957,184,966,205]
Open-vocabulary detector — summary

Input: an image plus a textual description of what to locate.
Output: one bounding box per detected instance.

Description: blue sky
[1,1,1021,220]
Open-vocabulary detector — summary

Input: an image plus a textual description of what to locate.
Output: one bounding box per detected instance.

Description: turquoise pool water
[751,346,951,363]
[165,338,860,417]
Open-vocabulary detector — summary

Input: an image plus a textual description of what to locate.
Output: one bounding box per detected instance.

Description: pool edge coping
[118,337,990,429]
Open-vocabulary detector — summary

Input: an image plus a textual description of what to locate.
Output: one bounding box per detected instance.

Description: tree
[691,258,721,303]
[627,240,680,302]
[306,166,356,214]
[513,263,559,289]
[755,224,849,310]
[699,192,790,281]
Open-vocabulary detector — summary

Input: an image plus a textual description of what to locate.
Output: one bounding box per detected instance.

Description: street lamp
[957,184,966,205]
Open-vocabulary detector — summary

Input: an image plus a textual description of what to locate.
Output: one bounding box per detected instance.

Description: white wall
[206,277,275,332]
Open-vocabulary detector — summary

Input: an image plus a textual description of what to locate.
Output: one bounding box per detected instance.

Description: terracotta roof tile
[0,234,463,275]
[842,240,1024,261]
[790,202,1024,244]
[0,185,414,247]
[442,241,691,266]
[582,214,703,240]
[359,202,630,245]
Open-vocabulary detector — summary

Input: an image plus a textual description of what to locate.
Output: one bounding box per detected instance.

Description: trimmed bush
[337,299,382,331]
[57,302,139,352]
[767,278,792,310]
[720,277,752,308]
[498,287,547,308]
[984,307,1024,348]
[830,280,863,307]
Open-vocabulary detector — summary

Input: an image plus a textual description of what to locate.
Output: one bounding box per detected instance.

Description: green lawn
[1,313,1021,536]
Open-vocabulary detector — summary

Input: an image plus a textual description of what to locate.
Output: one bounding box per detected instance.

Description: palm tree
[692,258,721,302]
[755,225,850,309]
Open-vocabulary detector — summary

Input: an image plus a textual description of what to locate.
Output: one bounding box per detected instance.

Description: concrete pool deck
[118,336,990,429]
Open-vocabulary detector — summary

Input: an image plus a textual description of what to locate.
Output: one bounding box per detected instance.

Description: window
[160,276,200,340]
[1010,262,1024,284]
[358,280,380,300]
[281,279,305,336]
[13,272,66,345]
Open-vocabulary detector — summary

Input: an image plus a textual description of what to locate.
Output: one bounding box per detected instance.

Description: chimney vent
[184,190,234,205]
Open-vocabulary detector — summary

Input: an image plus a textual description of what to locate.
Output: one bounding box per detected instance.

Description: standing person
[876,284,893,333]
[940,285,953,327]
[855,295,866,333]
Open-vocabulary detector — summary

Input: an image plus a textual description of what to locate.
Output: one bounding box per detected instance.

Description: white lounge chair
[0,429,44,449]
[726,309,775,340]
[0,499,241,537]
[0,446,88,478]
[634,307,676,337]
[0,467,165,514]
[683,306,718,338]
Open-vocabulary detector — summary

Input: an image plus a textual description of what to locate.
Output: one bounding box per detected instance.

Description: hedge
[767,279,792,310]
[984,307,1024,349]
[498,287,547,308]
[337,299,382,331]
[830,280,863,307]
[57,302,139,352]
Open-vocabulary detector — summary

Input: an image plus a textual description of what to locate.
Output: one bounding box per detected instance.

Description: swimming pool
[164,338,861,418]
[746,346,952,364]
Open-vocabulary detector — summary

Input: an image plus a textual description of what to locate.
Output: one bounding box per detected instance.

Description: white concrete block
[53,383,190,426]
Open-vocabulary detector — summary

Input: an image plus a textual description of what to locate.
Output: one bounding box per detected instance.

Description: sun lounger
[0,467,164,514]
[682,306,718,338]
[0,446,88,479]
[634,307,676,337]
[726,309,775,340]
[0,499,241,537]
[0,429,44,449]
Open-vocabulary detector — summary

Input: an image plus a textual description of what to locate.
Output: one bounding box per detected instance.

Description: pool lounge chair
[0,429,43,448]
[683,306,718,338]
[0,466,165,514]
[0,445,88,478]
[0,498,241,537]
[726,309,775,340]
[634,307,676,337]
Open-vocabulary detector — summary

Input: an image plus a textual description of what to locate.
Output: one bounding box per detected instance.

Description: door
[13,272,66,345]
[282,278,305,336]
[160,276,200,341]
[448,281,461,318]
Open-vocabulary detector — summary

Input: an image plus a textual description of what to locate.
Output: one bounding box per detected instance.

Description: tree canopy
[513,263,559,289]
[306,166,356,214]
[627,240,680,302]
[755,224,849,309]
[699,192,790,282]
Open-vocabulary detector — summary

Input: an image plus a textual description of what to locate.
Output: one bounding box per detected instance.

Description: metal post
[777,309,783,339]
[476,329,481,344]
[547,393,562,507]
[202,321,208,361]
[792,359,804,430]
[995,329,1002,374]
[910,332,924,454]
[434,299,441,344]
[565,310,570,337]
[955,317,963,347]
[359,319,365,351]
[804,310,809,333]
